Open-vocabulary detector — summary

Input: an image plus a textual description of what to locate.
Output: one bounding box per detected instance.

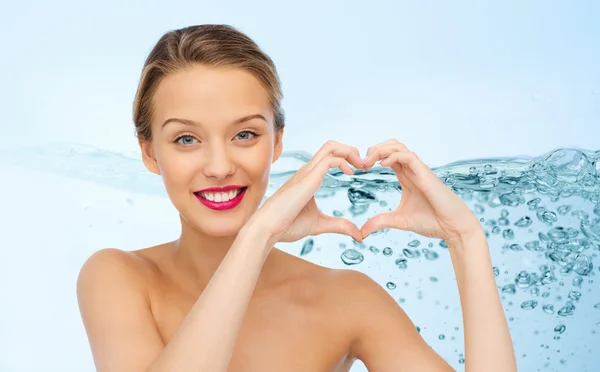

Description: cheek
[158,155,198,188]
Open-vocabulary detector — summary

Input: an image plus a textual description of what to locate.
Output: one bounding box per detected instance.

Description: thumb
[314,214,363,242]
[361,212,403,238]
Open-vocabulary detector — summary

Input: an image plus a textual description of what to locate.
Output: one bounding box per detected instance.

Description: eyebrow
[161,114,267,130]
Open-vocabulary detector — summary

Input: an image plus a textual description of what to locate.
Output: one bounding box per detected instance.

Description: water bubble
[348,188,376,205]
[300,238,314,256]
[439,241,448,248]
[430,276,438,282]
[369,246,380,254]
[503,229,515,240]
[572,276,583,287]
[395,258,408,269]
[521,300,538,310]
[439,334,446,340]
[386,282,397,290]
[493,267,500,277]
[543,304,555,314]
[527,198,542,208]
[341,249,364,265]
[537,207,558,224]
[557,205,572,215]
[514,216,533,227]
[498,217,510,226]
[515,271,534,288]
[502,284,516,294]
[333,210,344,217]
[545,148,589,182]
[422,248,439,260]
[382,247,393,256]
[500,193,525,207]
[594,303,600,310]
[408,239,421,247]
[557,302,576,316]
[554,324,566,334]
[402,248,415,258]
[568,291,581,301]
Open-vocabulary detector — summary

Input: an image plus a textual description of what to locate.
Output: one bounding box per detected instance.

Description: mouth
[194,187,247,202]
[194,187,248,211]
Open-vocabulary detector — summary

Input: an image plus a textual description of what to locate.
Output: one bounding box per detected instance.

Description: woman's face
[139,64,283,237]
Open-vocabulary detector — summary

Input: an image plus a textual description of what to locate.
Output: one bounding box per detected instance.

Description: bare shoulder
[76,247,166,371]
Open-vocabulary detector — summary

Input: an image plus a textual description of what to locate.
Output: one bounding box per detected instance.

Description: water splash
[2,142,600,371]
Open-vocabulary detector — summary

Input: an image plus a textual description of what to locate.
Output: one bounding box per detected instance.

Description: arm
[349,230,516,372]
[77,222,274,372]
[446,231,516,372]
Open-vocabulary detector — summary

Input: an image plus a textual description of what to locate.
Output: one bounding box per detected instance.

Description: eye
[235,130,260,141]
[174,134,198,146]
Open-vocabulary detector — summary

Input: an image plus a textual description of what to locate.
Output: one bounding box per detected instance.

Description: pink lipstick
[194,185,247,211]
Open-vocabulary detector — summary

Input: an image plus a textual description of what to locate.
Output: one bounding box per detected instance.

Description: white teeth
[199,189,243,203]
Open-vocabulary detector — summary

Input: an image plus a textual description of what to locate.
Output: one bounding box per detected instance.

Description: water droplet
[500,193,525,207]
[502,284,516,294]
[368,246,380,254]
[558,302,576,316]
[568,291,581,301]
[300,238,314,256]
[521,300,538,310]
[386,282,397,290]
[382,247,393,256]
[423,248,439,260]
[557,205,571,215]
[332,210,344,217]
[438,334,446,340]
[407,239,421,247]
[514,216,533,227]
[493,267,500,277]
[347,188,376,205]
[402,248,415,258]
[395,258,408,269]
[340,249,364,266]
[554,324,566,334]
[542,304,554,314]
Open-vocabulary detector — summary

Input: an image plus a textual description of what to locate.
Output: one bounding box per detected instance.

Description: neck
[170,215,281,292]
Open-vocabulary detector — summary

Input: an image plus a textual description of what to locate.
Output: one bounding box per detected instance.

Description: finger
[361,212,405,238]
[278,155,357,211]
[376,151,459,212]
[300,140,365,176]
[315,214,363,242]
[363,140,407,169]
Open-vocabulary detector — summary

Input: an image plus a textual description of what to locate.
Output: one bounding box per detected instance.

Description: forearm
[447,231,517,372]
[148,222,274,372]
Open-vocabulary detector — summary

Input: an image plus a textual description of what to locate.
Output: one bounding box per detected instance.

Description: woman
[76,24,517,372]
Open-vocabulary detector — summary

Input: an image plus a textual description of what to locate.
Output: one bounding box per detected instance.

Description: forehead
[152,65,272,126]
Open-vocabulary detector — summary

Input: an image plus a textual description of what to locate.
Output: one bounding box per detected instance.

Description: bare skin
[77,63,515,371]
[120,243,359,372]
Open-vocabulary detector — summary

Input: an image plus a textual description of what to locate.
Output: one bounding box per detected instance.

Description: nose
[202,143,235,179]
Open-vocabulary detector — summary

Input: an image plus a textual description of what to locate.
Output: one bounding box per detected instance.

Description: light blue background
[1,1,598,371]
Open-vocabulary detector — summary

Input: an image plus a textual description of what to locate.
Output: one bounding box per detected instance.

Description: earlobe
[138,138,161,175]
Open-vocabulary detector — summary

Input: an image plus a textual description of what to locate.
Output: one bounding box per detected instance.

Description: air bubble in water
[341,249,364,265]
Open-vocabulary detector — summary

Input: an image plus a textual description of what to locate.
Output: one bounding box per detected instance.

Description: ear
[272,127,284,163]
[138,137,161,175]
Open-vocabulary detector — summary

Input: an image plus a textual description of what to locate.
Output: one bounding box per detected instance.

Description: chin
[197,216,247,237]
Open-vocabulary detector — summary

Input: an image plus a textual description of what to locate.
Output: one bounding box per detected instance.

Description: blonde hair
[133,24,285,141]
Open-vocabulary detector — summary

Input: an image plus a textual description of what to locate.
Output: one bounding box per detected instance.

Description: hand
[249,140,366,243]
[359,139,482,244]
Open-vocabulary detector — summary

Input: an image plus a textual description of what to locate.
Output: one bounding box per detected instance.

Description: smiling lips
[194,185,248,211]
